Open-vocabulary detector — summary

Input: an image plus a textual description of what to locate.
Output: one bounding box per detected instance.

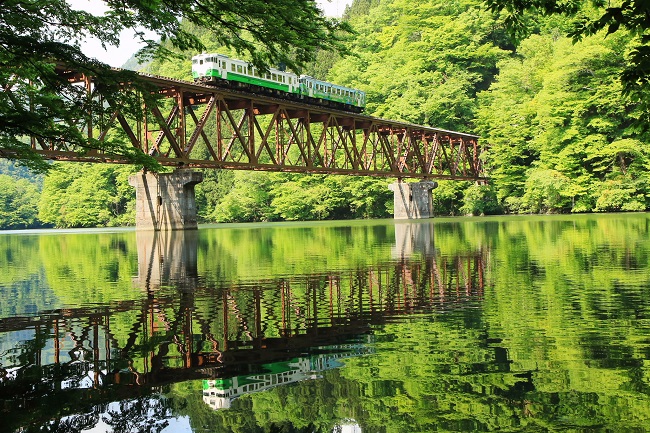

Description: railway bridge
[9,67,486,230]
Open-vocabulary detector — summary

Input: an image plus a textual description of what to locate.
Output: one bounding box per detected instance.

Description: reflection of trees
[103,398,172,433]
[5,216,650,431]
[36,412,100,433]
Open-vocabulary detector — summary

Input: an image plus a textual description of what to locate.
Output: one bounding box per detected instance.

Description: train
[191,53,366,112]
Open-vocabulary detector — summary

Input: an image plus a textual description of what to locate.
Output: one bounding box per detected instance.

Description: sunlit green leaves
[478,27,650,213]
[0,174,40,229]
[37,163,138,228]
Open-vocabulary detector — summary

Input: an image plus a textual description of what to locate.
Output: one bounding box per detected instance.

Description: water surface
[1,214,650,432]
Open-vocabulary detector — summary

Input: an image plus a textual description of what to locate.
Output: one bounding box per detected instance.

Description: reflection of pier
[392,221,436,258]
[133,230,199,290]
[0,224,488,426]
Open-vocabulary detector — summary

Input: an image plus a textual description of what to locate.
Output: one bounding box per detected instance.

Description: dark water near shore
[1,214,650,432]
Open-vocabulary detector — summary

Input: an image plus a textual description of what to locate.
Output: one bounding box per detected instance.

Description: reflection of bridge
[0,223,488,427]
[5,68,487,229]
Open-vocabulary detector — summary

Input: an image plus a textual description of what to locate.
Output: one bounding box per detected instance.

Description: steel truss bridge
[43,67,485,180]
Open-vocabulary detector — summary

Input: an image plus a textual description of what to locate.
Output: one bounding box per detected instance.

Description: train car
[191,53,365,112]
[192,53,299,94]
[298,75,365,111]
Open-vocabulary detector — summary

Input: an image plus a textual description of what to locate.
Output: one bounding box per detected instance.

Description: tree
[477,26,650,213]
[0,0,350,172]
[0,174,40,229]
[38,163,137,228]
[329,0,510,131]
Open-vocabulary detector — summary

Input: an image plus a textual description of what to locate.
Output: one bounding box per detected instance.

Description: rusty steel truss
[35,68,486,180]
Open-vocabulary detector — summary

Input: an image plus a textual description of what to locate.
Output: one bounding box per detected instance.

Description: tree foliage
[211,172,392,223]
[0,174,40,229]
[477,28,650,213]
[486,0,650,124]
[0,0,350,172]
[38,163,137,228]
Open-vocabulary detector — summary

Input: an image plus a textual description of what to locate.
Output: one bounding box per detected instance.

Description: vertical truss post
[248,100,256,164]
[177,89,186,154]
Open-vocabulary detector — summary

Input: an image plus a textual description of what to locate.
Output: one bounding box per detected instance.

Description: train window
[237,65,242,73]
[231,64,235,72]
[272,73,277,81]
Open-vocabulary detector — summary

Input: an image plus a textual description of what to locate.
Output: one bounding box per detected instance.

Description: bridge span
[17,67,487,229]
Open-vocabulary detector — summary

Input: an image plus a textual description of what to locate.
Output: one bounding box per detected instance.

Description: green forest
[2,0,650,229]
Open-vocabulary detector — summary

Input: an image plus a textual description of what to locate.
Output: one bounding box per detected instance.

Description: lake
[1,214,650,432]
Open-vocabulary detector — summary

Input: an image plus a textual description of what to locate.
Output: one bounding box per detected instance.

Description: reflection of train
[202,344,371,410]
[191,53,366,112]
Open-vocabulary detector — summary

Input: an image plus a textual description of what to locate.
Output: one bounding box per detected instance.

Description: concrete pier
[129,169,203,231]
[389,180,438,219]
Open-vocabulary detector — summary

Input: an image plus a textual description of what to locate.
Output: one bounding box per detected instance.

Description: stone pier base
[389,180,438,219]
[129,169,203,231]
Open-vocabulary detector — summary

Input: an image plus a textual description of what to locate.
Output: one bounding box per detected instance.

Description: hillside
[2,0,649,229]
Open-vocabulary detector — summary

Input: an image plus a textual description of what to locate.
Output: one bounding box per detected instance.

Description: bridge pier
[129,169,203,231]
[389,180,438,219]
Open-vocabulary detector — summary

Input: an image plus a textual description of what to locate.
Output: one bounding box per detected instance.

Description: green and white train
[192,53,366,112]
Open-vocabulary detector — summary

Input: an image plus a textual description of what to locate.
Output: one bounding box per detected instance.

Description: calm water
[1,214,650,432]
